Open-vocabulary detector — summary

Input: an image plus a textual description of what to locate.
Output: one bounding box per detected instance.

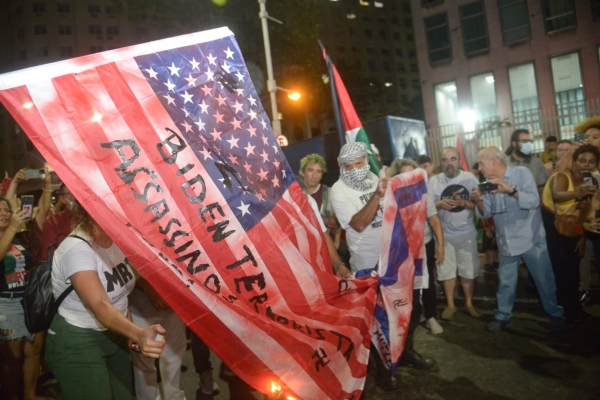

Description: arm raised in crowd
[348,178,389,232]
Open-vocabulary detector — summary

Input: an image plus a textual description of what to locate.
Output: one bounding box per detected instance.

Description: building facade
[411,0,600,164]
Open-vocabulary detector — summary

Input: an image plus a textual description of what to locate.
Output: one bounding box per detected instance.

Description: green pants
[45,314,133,400]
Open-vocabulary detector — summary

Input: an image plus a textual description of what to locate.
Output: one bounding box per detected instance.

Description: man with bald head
[428,146,480,321]
[471,147,564,333]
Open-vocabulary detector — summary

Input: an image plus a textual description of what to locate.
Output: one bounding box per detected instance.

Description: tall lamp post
[277,86,311,140]
[258,0,282,135]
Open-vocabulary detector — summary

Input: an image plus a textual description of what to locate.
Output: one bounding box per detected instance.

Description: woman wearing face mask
[543,145,598,326]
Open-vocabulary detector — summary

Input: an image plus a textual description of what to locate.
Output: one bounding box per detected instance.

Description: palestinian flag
[321,44,380,175]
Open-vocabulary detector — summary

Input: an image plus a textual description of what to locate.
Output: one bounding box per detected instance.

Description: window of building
[424,13,451,63]
[33,2,46,13]
[508,63,540,128]
[459,1,489,56]
[410,64,419,72]
[406,34,414,41]
[365,29,372,38]
[34,25,47,35]
[381,49,389,56]
[383,62,391,72]
[422,0,443,6]
[349,27,354,35]
[405,18,413,28]
[57,2,71,13]
[17,27,25,39]
[470,73,497,122]
[89,24,102,34]
[592,0,600,21]
[409,50,416,58]
[412,79,421,89]
[91,45,103,53]
[367,47,375,55]
[379,30,387,39]
[369,61,377,71]
[542,0,576,33]
[15,5,23,16]
[395,48,403,57]
[399,78,407,89]
[397,63,406,72]
[391,16,399,24]
[551,52,585,127]
[60,46,73,57]
[106,5,116,14]
[88,4,101,14]
[435,81,459,126]
[497,0,530,45]
[393,32,400,40]
[36,47,49,58]
[59,25,72,35]
[352,46,360,52]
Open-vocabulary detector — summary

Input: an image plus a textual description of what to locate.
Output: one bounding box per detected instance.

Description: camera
[582,171,593,186]
[574,133,586,142]
[24,169,45,179]
[478,181,499,194]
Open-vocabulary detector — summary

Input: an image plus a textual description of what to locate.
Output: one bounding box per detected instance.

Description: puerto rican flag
[0,28,380,399]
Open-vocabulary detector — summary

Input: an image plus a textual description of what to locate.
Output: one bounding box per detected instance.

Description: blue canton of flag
[134,36,294,232]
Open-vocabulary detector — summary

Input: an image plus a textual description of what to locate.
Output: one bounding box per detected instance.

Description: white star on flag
[210,128,222,141]
[207,53,217,65]
[248,95,257,106]
[214,111,225,123]
[221,62,231,73]
[260,150,269,163]
[248,109,257,120]
[243,162,252,173]
[184,74,197,87]
[257,168,268,181]
[181,106,190,118]
[235,88,244,96]
[167,62,181,77]
[271,144,279,153]
[215,94,227,106]
[261,136,269,145]
[226,136,240,149]
[260,119,267,130]
[189,57,200,70]
[195,118,206,131]
[224,47,234,59]
[199,100,209,114]
[271,176,280,187]
[232,101,244,113]
[201,85,211,96]
[227,154,239,165]
[145,67,158,79]
[244,143,256,156]
[237,201,250,216]
[231,118,242,130]
[199,148,212,160]
[163,79,176,92]
[205,69,214,81]
[235,71,244,82]
[180,120,193,133]
[247,126,257,137]
[180,90,193,104]
[163,93,175,105]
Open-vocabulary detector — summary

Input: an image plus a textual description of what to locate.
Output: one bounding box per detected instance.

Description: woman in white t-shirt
[45,202,165,399]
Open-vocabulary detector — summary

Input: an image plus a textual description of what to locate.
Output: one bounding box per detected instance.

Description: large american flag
[0,28,380,399]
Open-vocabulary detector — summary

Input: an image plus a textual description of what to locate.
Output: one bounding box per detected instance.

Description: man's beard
[444,165,458,178]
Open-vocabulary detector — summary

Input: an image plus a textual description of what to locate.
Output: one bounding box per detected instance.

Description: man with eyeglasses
[507,129,548,193]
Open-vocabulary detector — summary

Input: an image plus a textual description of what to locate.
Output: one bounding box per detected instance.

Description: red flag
[456,135,469,171]
[0,28,379,399]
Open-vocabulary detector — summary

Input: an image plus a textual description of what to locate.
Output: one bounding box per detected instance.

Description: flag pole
[318,40,346,147]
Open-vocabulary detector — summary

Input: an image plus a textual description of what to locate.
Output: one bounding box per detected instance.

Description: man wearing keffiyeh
[331,142,389,273]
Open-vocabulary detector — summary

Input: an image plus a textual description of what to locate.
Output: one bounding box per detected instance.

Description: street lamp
[258,0,283,135]
[277,86,311,140]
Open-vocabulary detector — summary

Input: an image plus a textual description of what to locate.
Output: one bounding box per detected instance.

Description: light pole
[276,87,311,140]
[258,0,282,135]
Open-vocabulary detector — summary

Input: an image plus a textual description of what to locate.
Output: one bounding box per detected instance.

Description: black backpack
[21,235,89,333]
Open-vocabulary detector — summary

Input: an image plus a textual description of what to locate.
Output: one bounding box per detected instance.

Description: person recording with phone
[542,145,598,326]
[472,147,564,333]
[46,200,165,399]
[0,167,54,400]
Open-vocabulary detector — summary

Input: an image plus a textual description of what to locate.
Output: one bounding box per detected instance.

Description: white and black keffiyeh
[338,142,374,191]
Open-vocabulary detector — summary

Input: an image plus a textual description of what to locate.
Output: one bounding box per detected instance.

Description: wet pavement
[179,262,600,400]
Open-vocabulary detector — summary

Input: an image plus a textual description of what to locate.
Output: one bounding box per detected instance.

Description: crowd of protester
[1,116,599,399]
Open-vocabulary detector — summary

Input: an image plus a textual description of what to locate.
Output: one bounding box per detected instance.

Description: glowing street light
[277,86,310,140]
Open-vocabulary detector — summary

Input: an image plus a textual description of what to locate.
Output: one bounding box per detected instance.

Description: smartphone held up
[21,195,35,219]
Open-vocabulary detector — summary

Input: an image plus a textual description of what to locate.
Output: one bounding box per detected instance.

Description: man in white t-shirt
[429,147,480,321]
[330,142,388,272]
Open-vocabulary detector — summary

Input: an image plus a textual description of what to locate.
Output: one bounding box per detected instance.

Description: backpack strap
[54,235,92,309]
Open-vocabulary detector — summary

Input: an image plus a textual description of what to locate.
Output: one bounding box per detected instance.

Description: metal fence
[425,98,600,169]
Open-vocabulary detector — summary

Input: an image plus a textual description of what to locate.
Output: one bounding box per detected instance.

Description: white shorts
[437,230,480,281]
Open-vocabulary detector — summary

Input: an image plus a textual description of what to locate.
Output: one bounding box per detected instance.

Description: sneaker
[426,317,443,334]
[486,319,511,333]
[400,348,437,370]
[579,291,591,306]
[441,306,457,320]
[550,316,565,333]
[465,306,481,318]
[484,264,496,273]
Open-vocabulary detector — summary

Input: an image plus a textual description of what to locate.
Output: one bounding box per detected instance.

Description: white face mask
[520,141,533,155]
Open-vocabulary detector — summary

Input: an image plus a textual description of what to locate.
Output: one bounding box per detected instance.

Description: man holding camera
[472,147,564,333]
[428,147,480,321]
